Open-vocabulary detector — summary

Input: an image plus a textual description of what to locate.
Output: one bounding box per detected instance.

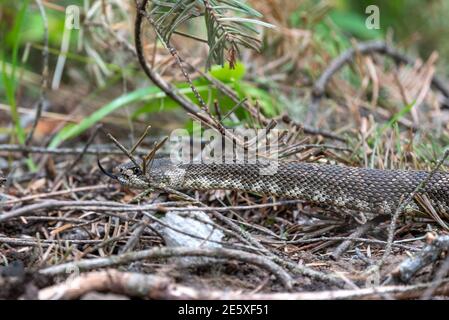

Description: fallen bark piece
[392,233,449,283]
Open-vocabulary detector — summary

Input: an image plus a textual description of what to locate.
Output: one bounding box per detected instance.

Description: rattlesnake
[99,158,449,215]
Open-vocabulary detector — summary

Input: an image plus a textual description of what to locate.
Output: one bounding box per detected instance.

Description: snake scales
[103,158,449,215]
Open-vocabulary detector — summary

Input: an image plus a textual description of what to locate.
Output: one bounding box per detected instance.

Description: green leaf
[131,84,211,118]
[209,62,246,82]
[238,82,278,117]
[329,10,382,40]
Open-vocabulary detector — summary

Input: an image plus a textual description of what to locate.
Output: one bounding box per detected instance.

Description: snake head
[98,159,149,189]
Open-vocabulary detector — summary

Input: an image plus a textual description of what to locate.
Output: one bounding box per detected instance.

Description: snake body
[112,158,449,215]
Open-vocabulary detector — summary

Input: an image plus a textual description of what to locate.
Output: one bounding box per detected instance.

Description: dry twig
[39,246,294,290]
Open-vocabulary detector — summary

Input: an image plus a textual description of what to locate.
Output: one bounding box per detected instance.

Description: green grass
[1,0,37,170]
[49,85,210,148]
[1,0,30,145]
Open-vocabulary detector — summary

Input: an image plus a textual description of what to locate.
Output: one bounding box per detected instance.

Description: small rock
[154,210,224,268]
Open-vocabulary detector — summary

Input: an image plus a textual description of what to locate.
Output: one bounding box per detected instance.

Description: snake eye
[133,167,142,175]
